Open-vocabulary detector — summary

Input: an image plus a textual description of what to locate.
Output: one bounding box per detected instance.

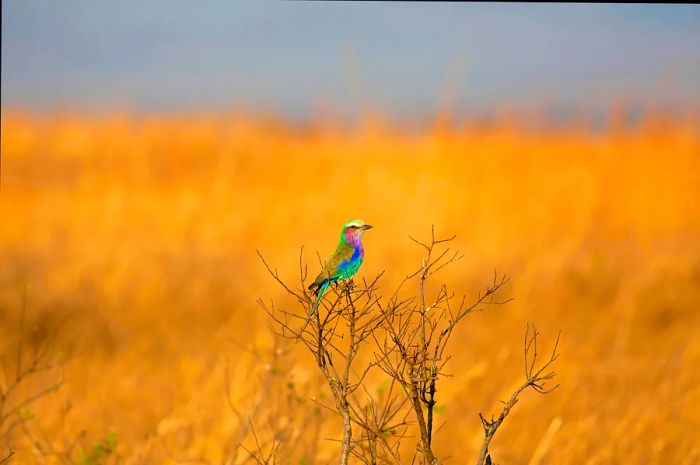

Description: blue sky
[2,2,699,117]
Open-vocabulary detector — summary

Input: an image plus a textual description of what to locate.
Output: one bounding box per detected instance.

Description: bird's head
[341,219,373,243]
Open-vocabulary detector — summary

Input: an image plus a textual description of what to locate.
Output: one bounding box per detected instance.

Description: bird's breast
[351,246,363,261]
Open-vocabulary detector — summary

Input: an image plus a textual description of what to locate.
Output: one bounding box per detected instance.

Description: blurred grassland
[1,109,700,464]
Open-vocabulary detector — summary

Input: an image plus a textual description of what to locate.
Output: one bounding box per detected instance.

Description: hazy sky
[2,2,700,117]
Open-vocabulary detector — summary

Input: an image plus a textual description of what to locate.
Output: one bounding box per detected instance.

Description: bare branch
[475,324,561,465]
[0,450,15,465]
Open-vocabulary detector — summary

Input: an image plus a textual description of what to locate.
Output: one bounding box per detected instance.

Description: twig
[0,450,15,465]
[475,324,560,465]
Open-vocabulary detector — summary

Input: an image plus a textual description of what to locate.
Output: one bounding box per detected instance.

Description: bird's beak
[362,224,373,230]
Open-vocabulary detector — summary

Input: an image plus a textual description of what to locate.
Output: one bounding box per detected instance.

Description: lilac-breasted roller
[306,219,373,321]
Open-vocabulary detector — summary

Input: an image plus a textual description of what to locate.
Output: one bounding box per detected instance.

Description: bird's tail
[298,281,329,339]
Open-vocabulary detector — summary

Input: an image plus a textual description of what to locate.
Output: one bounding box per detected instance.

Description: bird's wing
[328,244,358,275]
[308,244,356,293]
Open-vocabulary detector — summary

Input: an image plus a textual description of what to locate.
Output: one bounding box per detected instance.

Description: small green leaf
[376,380,389,397]
[19,406,35,420]
[105,432,118,450]
[76,448,90,465]
[93,443,106,459]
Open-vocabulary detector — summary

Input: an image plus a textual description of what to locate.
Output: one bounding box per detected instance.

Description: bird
[302,219,373,332]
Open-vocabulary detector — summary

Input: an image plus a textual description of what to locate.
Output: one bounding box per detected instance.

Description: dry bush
[1,288,64,463]
[259,228,561,465]
[258,248,385,465]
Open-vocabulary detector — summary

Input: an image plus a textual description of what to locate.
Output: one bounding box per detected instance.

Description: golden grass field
[1,108,700,464]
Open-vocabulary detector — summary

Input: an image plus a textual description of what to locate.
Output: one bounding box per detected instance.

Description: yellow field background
[2,109,700,464]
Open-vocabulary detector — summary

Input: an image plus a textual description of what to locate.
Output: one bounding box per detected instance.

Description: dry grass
[1,108,700,464]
